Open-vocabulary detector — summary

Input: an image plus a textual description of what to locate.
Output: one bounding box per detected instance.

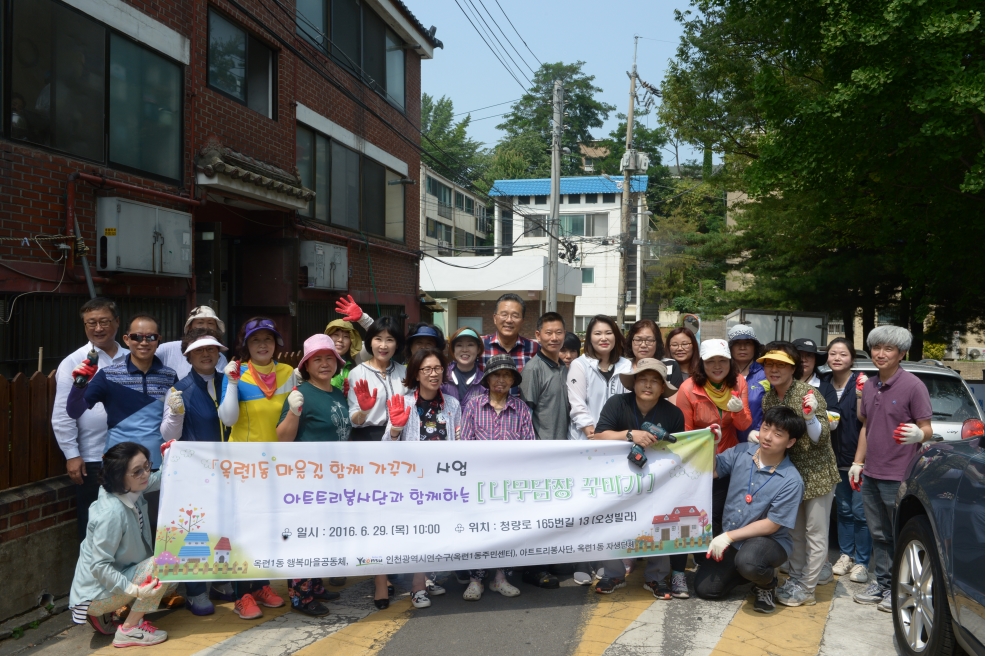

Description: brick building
[0,0,440,375]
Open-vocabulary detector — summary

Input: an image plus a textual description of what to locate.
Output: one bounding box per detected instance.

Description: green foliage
[421,94,487,185]
[923,342,947,360]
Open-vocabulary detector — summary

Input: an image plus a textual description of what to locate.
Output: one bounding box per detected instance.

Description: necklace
[746,448,778,504]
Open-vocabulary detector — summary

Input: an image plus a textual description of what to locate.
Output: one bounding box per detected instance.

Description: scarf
[248,361,278,399]
[704,380,733,412]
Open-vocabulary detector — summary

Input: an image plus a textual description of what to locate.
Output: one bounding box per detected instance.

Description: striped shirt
[460,390,536,441]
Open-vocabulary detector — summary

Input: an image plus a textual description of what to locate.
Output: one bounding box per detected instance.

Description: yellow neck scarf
[703,380,733,412]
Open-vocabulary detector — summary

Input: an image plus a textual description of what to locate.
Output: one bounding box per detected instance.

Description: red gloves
[802,392,818,417]
[224,359,242,384]
[72,361,97,385]
[161,439,176,457]
[894,423,924,445]
[710,423,722,444]
[387,395,412,428]
[342,379,350,397]
[855,373,868,398]
[353,379,378,411]
[335,295,363,323]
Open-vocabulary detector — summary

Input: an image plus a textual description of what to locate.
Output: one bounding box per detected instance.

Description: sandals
[489,577,520,597]
[522,570,560,589]
[463,580,483,601]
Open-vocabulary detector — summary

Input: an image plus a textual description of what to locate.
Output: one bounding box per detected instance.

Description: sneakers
[753,586,776,614]
[86,613,120,636]
[643,580,671,600]
[776,577,798,597]
[234,594,263,620]
[113,620,168,647]
[573,570,593,586]
[832,554,854,576]
[595,578,626,595]
[186,592,215,616]
[849,563,869,583]
[489,576,520,597]
[670,571,690,599]
[877,589,892,612]
[210,583,235,602]
[425,579,446,596]
[522,570,560,589]
[293,600,330,617]
[253,585,285,608]
[853,582,886,605]
[463,581,483,601]
[818,561,834,586]
[411,590,431,608]
[776,581,816,607]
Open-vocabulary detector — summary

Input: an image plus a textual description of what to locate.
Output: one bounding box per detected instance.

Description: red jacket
[675,375,752,453]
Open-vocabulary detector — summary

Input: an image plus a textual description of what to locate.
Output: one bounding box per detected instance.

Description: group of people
[50,293,934,647]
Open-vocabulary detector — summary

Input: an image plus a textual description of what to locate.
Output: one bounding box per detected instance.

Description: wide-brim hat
[618,358,676,398]
[185,306,225,334]
[298,334,346,371]
[182,335,228,355]
[324,319,362,358]
[481,354,521,388]
[243,318,284,346]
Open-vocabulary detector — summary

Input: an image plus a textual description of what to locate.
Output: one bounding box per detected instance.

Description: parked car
[892,418,984,656]
[852,361,983,441]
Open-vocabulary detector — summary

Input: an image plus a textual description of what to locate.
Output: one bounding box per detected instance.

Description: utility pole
[546,80,564,312]
[616,37,638,328]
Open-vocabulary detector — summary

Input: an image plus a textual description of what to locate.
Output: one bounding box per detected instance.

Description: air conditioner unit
[96,197,192,277]
[437,239,452,252]
[968,348,983,360]
[299,241,348,290]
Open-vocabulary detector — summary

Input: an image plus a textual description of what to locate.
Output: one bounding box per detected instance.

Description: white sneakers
[832,554,854,576]
[411,590,431,608]
[849,563,869,583]
[831,555,870,583]
[113,621,167,647]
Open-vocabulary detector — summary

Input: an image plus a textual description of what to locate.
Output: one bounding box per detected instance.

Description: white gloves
[166,388,185,415]
[801,392,818,418]
[726,394,744,413]
[894,423,925,445]
[855,373,868,398]
[224,360,241,384]
[288,389,304,417]
[849,463,864,491]
[292,367,303,389]
[706,532,733,561]
[127,576,161,599]
[747,430,760,444]
[710,423,722,444]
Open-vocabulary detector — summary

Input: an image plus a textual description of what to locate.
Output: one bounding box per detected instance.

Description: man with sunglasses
[52,297,130,542]
[67,314,178,472]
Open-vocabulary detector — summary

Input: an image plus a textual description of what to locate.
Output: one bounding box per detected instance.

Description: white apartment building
[488,176,649,330]
[420,164,490,256]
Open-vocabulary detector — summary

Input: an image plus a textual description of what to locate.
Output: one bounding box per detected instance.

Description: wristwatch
[626,430,634,442]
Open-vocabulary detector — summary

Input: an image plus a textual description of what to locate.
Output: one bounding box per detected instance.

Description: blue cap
[242,318,284,346]
[407,325,445,349]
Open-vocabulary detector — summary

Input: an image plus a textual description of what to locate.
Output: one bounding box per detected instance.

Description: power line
[493,0,543,66]
[452,0,529,91]
[462,0,533,84]
[452,98,522,117]
[473,0,538,76]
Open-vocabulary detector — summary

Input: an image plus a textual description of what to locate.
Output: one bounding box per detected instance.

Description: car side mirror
[931,433,944,442]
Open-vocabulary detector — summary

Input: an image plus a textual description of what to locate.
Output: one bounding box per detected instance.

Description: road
[4,554,902,656]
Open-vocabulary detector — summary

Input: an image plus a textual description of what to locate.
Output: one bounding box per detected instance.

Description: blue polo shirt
[68,355,177,468]
[715,442,804,556]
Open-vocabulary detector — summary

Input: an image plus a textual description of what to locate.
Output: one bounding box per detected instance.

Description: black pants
[75,461,103,544]
[712,475,729,536]
[694,536,787,599]
[349,426,385,442]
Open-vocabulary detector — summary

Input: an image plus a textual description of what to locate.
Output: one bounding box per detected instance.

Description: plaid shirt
[460,390,536,441]
[481,333,539,373]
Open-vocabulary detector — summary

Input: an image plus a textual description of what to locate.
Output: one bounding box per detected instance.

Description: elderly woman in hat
[156,306,229,379]
[591,358,683,597]
[727,324,766,443]
[441,327,485,405]
[458,354,535,601]
[750,342,839,609]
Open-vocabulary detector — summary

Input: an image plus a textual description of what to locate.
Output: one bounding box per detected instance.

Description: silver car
[851,361,983,441]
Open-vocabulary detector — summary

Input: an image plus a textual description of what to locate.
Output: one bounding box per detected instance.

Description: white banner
[151,430,714,581]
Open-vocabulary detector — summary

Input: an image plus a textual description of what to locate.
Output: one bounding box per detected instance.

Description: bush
[924,342,946,360]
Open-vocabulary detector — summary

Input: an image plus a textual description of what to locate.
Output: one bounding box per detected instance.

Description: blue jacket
[739,362,768,441]
[174,370,228,442]
[821,371,863,468]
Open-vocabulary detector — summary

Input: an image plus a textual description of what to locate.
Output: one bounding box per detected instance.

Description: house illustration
[184,532,210,547]
[652,506,706,542]
[214,537,232,563]
[178,532,211,564]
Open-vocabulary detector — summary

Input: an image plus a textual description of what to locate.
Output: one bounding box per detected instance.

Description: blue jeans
[835,470,871,567]
[861,475,898,590]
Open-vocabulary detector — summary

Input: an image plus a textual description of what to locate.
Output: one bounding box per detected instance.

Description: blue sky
[415,0,709,166]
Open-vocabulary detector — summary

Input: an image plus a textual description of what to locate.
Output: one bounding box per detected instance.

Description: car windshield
[914,374,981,422]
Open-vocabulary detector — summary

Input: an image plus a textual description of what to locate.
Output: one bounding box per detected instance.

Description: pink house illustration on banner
[652,506,705,542]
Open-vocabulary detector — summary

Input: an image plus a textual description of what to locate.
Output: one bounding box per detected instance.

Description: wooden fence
[0,370,65,492]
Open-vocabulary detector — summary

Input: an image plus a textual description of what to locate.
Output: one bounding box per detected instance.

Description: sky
[414,0,711,166]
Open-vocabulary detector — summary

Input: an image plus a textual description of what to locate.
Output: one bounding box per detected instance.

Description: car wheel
[892,515,956,655]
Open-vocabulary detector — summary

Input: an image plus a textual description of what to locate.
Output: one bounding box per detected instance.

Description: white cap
[185,306,225,334]
[699,339,731,361]
[183,336,229,355]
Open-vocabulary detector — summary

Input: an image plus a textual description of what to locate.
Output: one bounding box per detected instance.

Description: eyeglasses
[127,333,160,343]
[244,319,276,332]
[420,366,444,375]
[496,312,522,321]
[632,338,656,345]
[84,319,114,328]
[669,342,691,350]
[127,462,151,478]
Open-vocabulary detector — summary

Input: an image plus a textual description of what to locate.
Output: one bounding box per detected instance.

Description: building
[579,142,610,173]
[419,164,489,257]
[0,0,441,376]
[487,176,648,331]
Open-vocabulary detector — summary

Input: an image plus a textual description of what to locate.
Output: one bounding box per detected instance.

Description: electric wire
[492,0,543,66]
[472,0,538,76]
[462,0,533,85]
[451,0,529,91]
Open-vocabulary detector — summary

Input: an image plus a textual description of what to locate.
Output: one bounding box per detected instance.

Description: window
[569,194,581,204]
[524,215,546,238]
[518,195,531,205]
[828,321,845,334]
[296,0,327,49]
[534,195,547,205]
[591,213,608,237]
[501,210,513,255]
[455,192,465,210]
[575,316,592,333]
[9,0,182,180]
[582,268,594,284]
[427,176,452,204]
[296,124,404,240]
[464,197,474,214]
[384,29,405,108]
[208,10,274,117]
[585,193,598,203]
[602,193,616,203]
[454,227,466,247]
[426,218,438,238]
[465,233,474,247]
[560,215,585,237]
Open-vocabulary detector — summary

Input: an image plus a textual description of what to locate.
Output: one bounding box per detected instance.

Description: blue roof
[178,545,211,557]
[488,175,648,197]
[185,532,209,542]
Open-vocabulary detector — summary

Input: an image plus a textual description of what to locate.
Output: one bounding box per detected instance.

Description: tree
[421,94,487,185]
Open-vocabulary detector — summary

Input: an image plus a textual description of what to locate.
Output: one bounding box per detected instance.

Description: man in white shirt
[51,297,128,542]
[155,306,228,379]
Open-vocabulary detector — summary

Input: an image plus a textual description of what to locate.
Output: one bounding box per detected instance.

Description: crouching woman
[69,442,178,647]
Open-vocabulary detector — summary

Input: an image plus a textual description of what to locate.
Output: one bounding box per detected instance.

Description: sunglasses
[245,319,276,332]
[127,333,160,343]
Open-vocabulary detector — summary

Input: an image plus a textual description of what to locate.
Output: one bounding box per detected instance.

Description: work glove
[710,423,722,445]
[224,360,241,385]
[288,389,304,417]
[127,575,162,600]
[726,391,744,413]
[342,378,350,396]
[706,532,733,562]
[71,361,97,386]
[849,463,864,491]
[894,423,924,445]
[746,430,760,444]
[387,395,412,428]
[855,373,868,399]
[802,392,818,418]
[335,295,363,323]
[160,440,176,458]
[166,388,184,416]
[353,379,378,411]
[291,367,303,389]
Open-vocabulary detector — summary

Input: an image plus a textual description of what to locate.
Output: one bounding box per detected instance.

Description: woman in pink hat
[275,334,349,618]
